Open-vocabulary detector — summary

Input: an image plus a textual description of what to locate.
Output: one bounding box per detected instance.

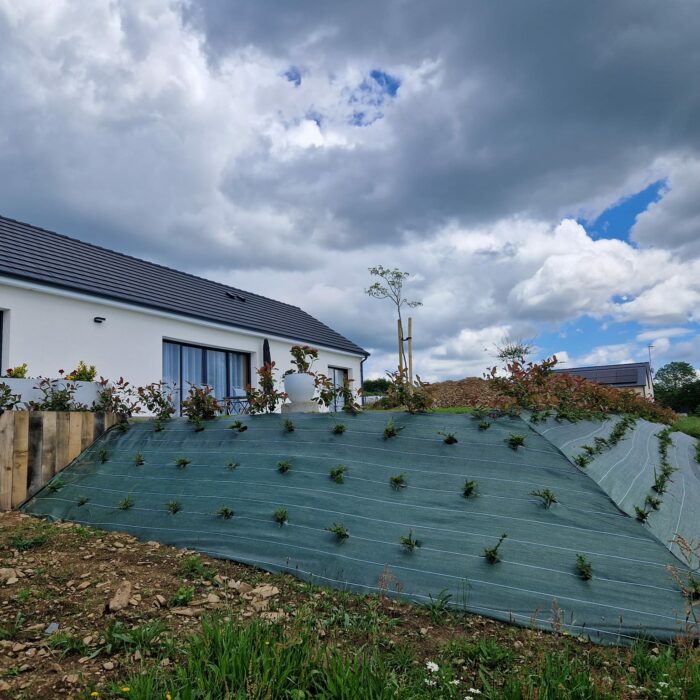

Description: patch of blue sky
[350,110,384,127]
[306,110,323,127]
[580,180,666,242]
[283,67,302,87]
[369,69,400,97]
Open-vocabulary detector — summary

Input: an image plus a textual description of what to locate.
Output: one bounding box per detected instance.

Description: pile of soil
[426,377,498,408]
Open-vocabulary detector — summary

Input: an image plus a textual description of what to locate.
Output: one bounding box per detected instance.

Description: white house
[0,215,368,410]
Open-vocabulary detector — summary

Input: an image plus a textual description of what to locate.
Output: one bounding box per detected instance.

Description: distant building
[552,362,654,399]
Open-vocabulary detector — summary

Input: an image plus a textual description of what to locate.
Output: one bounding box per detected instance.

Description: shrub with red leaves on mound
[484,356,676,424]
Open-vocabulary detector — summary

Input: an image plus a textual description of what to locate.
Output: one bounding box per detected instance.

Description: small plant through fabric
[273,508,288,526]
[277,460,291,474]
[331,423,346,435]
[329,465,347,484]
[282,419,295,433]
[438,431,458,444]
[174,457,191,469]
[166,500,182,515]
[576,554,593,581]
[506,434,525,450]
[326,522,349,541]
[230,420,247,432]
[133,452,145,466]
[383,418,404,440]
[390,473,407,490]
[483,533,507,564]
[400,531,421,552]
[117,496,134,511]
[217,506,235,520]
[462,480,478,499]
[530,488,557,509]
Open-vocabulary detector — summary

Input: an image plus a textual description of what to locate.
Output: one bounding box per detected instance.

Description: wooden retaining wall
[0,411,118,510]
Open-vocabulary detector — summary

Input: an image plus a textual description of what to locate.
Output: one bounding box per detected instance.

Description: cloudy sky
[1,0,700,380]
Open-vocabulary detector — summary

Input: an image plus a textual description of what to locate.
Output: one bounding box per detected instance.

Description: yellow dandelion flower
[121,689,131,694]
[166,694,172,700]
[90,693,100,699]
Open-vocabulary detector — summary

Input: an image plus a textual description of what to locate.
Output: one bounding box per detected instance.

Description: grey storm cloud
[1,0,699,379]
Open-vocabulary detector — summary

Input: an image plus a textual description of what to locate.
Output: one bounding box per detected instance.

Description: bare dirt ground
[425,377,497,408]
[1,511,697,699]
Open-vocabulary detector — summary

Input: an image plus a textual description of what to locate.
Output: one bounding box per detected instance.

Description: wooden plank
[27,412,44,497]
[94,412,105,439]
[0,412,15,511]
[80,412,95,451]
[67,413,82,463]
[11,412,29,508]
[55,412,71,473]
[40,412,57,485]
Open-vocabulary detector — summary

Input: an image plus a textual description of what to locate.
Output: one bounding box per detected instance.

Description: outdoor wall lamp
[93,316,106,324]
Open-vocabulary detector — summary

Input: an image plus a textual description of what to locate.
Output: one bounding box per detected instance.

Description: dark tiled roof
[553,362,651,388]
[0,215,367,356]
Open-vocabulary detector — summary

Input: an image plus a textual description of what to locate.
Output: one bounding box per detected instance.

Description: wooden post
[11,412,29,508]
[397,319,404,374]
[0,412,15,511]
[407,317,413,385]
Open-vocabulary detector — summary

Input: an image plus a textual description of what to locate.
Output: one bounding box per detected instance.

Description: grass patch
[672,415,700,440]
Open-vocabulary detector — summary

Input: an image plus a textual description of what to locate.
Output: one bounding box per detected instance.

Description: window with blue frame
[162,340,251,411]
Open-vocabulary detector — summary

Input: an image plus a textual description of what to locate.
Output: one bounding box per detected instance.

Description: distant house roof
[0,215,367,356]
[552,362,651,389]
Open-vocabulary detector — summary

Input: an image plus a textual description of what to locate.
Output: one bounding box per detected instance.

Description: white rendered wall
[0,280,362,398]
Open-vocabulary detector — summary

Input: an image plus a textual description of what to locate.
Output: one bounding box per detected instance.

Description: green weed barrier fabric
[22,412,695,644]
[528,415,700,564]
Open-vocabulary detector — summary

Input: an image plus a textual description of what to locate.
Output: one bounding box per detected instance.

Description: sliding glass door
[162,341,250,412]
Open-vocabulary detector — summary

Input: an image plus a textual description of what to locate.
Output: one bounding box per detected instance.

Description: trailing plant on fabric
[47,479,65,493]
[182,384,219,425]
[246,362,287,414]
[462,480,478,499]
[174,457,191,469]
[399,531,421,552]
[530,488,557,509]
[575,554,593,581]
[329,465,347,483]
[572,415,638,469]
[438,431,458,444]
[216,506,235,520]
[483,533,507,564]
[273,508,288,526]
[66,360,97,382]
[326,522,349,541]
[383,418,404,439]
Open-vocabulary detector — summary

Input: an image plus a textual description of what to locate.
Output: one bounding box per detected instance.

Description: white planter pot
[283,372,316,404]
[0,377,101,408]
